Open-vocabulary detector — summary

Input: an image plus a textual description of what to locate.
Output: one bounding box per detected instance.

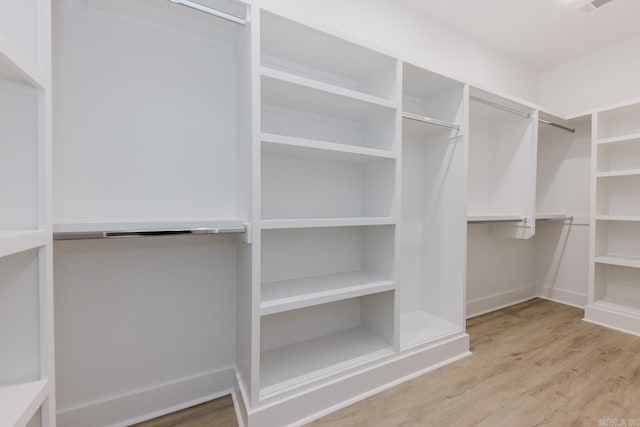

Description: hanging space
[466,89,538,316]
[52,0,251,425]
[399,63,467,348]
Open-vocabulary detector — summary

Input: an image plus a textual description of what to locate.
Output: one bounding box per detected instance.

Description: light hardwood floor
[136,299,640,426]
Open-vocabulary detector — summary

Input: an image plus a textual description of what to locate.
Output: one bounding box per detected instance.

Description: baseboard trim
[57,366,234,427]
[537,286,587,309]
[466,285,537,318]
[584,304,640,337]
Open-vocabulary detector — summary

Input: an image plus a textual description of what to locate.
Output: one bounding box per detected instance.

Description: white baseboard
[57,366,234,427]
[466,285,537,318]
[537,286,587,309]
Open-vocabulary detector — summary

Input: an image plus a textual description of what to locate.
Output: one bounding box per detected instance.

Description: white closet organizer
[0,0,54,426]
[399,63,466,348]
[467,89,537,238]
[587,101,640,335]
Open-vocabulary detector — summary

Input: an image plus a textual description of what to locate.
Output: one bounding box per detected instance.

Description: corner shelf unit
[587,101,640,336]
[0,1,54,426]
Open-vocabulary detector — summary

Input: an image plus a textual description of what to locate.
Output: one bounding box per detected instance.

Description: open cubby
[261,150,395,220]
[598,103,640,140]
[259,291,394,397]
[595,220,640,266]
[0,249,40,388]
[594,263,640,311]
[596,175,640,216]
[261,75,397,151]
[53,0,246,222]
[597,138,640,174]
[261,11,397,100]
[0,86,38,231]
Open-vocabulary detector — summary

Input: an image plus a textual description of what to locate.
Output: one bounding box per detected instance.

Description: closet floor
[135,299,640,427]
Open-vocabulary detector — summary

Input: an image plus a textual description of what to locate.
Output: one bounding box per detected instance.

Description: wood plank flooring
[135,299,640,427]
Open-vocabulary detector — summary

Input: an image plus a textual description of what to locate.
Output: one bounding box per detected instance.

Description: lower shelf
[0,230,48,259]
[400,310,461,349]
[595,255,640,269]
[260,327,393,398]
[0,380,49,427]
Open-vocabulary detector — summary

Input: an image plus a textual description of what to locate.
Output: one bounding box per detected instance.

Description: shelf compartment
[598,133,640,146]
[596,174,640,217]
[260,292,394,397]
[0,230,48,258]
[0,32,45,88]
[261,11,397,100]
[595,220,640,262]
[0,380,49,427]
[260,217,396,230]
[260,271,394,315]
[598,103,640,140]
[261,133,397,163]
[261,75,397,151]
[261,226,394,287]
[597,138,640,174]
[262,149,395,220]
[593,263,640,312]
[399,311,461,349]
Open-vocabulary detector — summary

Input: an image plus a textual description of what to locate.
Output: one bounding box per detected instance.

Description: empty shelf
[535,214,573,222]
[595,255,640,269]
[261,271,394,315]
[597,169,640,178]
[596,215,640,222]
[0,230,48,258]
[261,133,396,163]
[0,380,49,427]
[260,327,392,397]
[597,133,640,146]
[0,34,46,88]
[261,217,396,229]
[467,215,525,224]
[400,311,461,349]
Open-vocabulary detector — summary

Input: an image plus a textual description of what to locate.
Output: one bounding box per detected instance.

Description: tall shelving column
[0,0,54,426]
[586,102,640,335]
[253,10,401,403]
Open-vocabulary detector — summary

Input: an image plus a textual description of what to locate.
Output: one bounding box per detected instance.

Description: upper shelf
[597,132,640,146]
[261,11,397,100]
[0,32,45,88]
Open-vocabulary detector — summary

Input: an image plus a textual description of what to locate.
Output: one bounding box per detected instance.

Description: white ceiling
[402,0,640,70]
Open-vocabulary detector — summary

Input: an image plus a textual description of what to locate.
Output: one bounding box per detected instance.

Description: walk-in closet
[2,0,640,425]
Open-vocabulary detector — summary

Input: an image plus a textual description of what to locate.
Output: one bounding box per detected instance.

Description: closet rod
[53,226,247,241]
[470,96,531,119]
[536,216,573,222]
[467,218,526,224]
[538,119,575,133]
[169,0,246,25]
[402,112,460,131]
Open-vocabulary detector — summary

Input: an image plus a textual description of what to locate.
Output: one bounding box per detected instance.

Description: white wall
[253,0,539,102]
[539,33,640,115]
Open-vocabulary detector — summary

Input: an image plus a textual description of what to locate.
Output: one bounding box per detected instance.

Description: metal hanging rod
[538,118,575,134]
[470,96,531,119]
[467,217,527,224]
[169,0,246,25]
[53,226,247,241]
[402,112,460,131]
[536,216,574,222]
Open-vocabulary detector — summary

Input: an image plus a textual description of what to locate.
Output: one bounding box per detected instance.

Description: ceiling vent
[578,0,616,13]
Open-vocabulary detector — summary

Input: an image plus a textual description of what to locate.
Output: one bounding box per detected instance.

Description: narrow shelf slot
[399,311,461,349]
[261,271,394,315]
[0,380,49,427]
[0,230,48,259]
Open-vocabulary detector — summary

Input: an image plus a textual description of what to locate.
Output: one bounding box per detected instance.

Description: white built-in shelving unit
[399,63,466,348]
[0,0,54,426]
[586,101,640,335]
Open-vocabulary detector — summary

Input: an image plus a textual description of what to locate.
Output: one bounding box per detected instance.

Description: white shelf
[595,215,640,222]
[467,214,525,223]
[535,213,571,220]
[53,218,246,233]
[260,217,396,229]
[260,327,392,397]
[399,311,461,349]
[597,133,640,146]
[597,169,640,178]
[261,133,396,163]
[0,230,48,259]
[0,380,49,427]
[261,66,395,109]
[595,255,640,269]
[261,271,394,316]
[0,33,46,88]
